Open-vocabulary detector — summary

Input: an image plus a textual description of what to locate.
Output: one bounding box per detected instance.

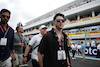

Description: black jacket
[0,24,14,61]
[38,28,70,67]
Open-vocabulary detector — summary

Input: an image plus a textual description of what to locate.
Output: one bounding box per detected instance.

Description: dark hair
[53,13,65,21]
[16,26,20,32]
[1,9,11,14]
[29,37,31,40]
[81,41,83,43]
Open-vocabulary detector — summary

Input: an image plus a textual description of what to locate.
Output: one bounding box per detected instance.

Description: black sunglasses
[55,19,65,23]
[2,15,10,19]
[42,28,47,29]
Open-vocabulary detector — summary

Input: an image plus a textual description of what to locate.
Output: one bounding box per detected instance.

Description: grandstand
[23,0,100,47]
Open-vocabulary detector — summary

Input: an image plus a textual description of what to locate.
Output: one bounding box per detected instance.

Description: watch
[23,55,27,57]
[67,64,71,66]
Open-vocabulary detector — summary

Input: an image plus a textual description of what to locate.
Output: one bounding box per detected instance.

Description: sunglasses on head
[55,19,65,23]
[2,15,10,19]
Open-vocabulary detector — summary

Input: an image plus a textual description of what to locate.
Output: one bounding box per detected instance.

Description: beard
[1,19,8,24]
[56,25,62,30]
[20,31,24,33]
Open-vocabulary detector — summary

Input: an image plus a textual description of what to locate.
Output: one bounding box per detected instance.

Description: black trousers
[72,50,76,57]
[58,60,67,67]
[32,59,40,67]
[78,49,81,55]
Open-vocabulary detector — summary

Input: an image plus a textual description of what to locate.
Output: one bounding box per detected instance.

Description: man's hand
[12,54,16,60]
[64,32,69,39]
[19,43,23,47]
[23,57,27,63]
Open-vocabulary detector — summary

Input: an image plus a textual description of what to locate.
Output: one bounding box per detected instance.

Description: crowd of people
[26,0,96,25]
[0,8,100,67]
[0,9,71,67]
[70,41,100,60]
[70,42,86,61]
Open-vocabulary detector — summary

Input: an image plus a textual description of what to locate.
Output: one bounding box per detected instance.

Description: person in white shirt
[71,43,77,59]
[23,25,47,67]
[77,44,81,56]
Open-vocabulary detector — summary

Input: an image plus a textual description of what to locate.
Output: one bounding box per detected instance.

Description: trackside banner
[85,47,97,57]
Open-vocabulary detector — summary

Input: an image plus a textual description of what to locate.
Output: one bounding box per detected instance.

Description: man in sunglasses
[23,25,47,67]
[12,25,27,67]
[0,9,16,67]
[38,13,71,67]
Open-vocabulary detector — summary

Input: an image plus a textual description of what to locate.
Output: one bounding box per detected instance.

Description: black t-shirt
[38,28,70,67]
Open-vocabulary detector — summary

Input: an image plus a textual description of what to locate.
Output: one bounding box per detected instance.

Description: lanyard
[58,37,62,50]
[58,37,62,46]
[17,33,23,43]
[58,37,64,50]
[53,29,64,50]
[19,35,23,43]
[0,25,9,38]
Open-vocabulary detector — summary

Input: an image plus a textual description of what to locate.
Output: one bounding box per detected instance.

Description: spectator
[38,13,71,67]
[0,9,16,67]
[13,26,27,67]
[23,25,47,67]
[77,43,82,56]
[80,41,86,61]
[71,43,77,59]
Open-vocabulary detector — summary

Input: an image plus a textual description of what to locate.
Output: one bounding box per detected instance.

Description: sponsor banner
[69,31,100,35]
[65,16,100,26]
[85,47,97,57]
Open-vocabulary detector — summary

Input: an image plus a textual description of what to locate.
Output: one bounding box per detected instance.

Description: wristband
[67,64,71,66]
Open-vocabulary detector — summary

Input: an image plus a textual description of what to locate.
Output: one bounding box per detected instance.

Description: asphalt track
[21,55,100,67]
[71,57,100,67]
